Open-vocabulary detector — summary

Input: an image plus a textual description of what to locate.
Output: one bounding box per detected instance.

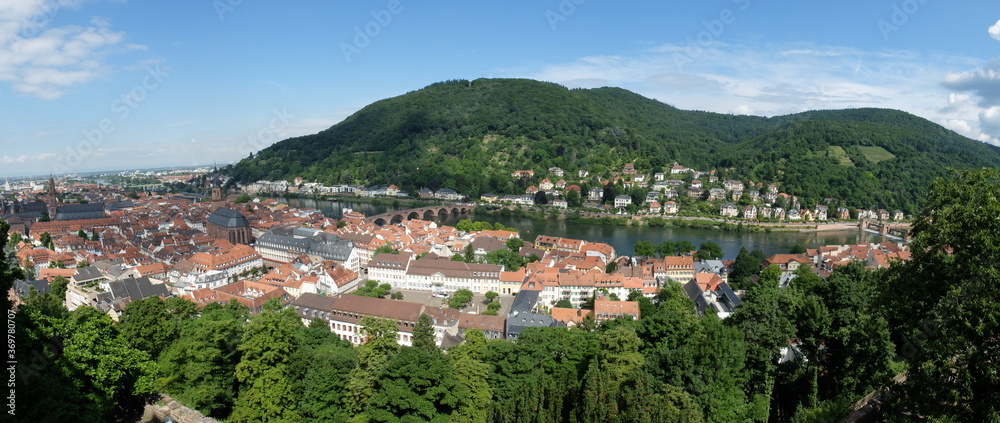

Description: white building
[720,203,739,218]
[614,195,632,211]
[292,293,461,347]
[405,257,502,294]
[367,252,413,288]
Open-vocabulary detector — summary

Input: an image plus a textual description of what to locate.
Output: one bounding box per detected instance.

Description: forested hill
[224,78,1000,212]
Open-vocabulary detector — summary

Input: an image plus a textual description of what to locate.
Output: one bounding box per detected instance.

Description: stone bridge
[365,204,473,226]
[859,219,912,242]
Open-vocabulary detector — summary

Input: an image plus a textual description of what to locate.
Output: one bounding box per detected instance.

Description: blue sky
[2,0,1000,176]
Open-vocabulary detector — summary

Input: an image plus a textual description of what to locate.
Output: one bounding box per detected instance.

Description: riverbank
[271,197,888,258]
[474,205,863,234]
[273,194,458,215]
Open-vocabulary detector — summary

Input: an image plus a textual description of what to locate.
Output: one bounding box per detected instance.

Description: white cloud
[980,106,1000,132]
[943,119,973,136]
[941,59,1000,107]
[942,93,973,111]
[991,20,1000,41]
[504,41,1000,147]
[520,42,941,116]
[0,0,137,98]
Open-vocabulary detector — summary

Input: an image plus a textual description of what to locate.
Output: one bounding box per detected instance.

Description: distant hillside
[225,78,1000,213]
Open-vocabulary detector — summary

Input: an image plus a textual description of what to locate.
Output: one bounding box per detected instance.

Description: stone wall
[138,395,220,423]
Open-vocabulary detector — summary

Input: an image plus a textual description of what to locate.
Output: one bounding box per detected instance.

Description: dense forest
[224,78,1000,213]
[4,168,999,422]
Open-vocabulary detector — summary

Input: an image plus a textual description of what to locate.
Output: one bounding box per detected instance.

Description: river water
[275,198,887,259]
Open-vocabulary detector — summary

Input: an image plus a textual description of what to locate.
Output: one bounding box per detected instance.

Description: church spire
[47,175,58,219]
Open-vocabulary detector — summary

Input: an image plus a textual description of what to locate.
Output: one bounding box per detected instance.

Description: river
[275,198,888,259]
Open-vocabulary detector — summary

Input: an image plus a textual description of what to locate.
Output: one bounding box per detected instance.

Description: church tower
[47,176,58,218]
[211,172,223,202]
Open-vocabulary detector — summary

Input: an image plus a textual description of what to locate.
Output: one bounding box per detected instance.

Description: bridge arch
[407,211,420,220]
[423,209,435,220]
[373,217,387,226]
[438,208,449,217]
[390,214,404,225]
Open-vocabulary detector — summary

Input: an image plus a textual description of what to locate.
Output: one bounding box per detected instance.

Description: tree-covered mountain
[225,78,1000,212]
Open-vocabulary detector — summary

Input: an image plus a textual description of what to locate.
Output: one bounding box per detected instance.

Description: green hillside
[225,78,1000,213]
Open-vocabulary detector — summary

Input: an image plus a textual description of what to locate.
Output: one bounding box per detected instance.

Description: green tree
[119,296,197,360]
[729,247,761,289]
[67,307,158,413]
[353,280,392,298]
[634,240,656,257]
[450,346,493,423]
[727,265,795,421]
[374,242,400,256]
[505,237,524,252]
[230,305,303,423]
[533,190,549,205]
[555,299,572,308]
[599,325,644,380]
[602,181,618,204]
[449,289,475,309]
[565,188,582,208]
[675,240,695,255]
[9,230,22,246]
[484,248,527,271]
[346,316,401,414]
[16,305,158,421]
[413,313,437,352]
[582,325,706,423]
[77,229,88,240]
[50,275,69,298]
[696,241,723,260]
[40,231,54,249]
[485,290,499,302]
[882,168,1000,421]
[483,327,598,422]
[158,301,248,418]
[789,244,806,254]
[295,342,358,423]
[464,243,476,262]
[367,347,457,421]
[657,240,676,258]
